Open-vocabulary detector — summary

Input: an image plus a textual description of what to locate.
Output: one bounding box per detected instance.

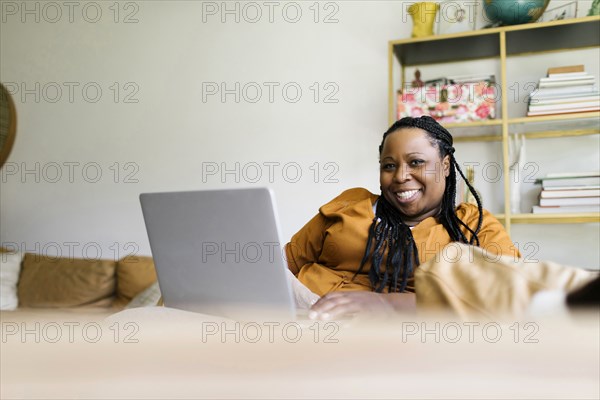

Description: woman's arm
[285,212,330,275]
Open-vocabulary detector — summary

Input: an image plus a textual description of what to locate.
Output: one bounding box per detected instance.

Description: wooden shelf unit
[388,16,600,231]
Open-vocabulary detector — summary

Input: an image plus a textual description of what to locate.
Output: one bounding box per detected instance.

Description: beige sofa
[0,248,159,312]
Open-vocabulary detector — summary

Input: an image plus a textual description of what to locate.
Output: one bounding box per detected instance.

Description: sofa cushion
[1,252,23,310]
[115,255,157,307]
[124,281,162,309]
[17,253,116,308]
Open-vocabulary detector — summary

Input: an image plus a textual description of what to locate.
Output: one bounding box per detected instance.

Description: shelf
[446,120,502,142]
[454,135,502,143]
[390,16,600,66]
[510,112,600,139]
[495,213,600,224]
[509,111,600,125]
[450,113,600,142]
[506,18,600,56]
[392,32,499,66]
[445,120,503,128]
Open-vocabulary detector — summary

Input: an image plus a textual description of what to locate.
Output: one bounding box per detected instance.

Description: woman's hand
[308,291,416,320]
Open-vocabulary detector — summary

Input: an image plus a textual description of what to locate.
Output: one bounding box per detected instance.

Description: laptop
[139,188,296,321]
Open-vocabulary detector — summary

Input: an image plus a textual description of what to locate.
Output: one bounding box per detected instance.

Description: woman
[285,116,520,320]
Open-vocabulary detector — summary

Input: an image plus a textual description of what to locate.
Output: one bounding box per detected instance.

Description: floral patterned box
[397,82,497,123]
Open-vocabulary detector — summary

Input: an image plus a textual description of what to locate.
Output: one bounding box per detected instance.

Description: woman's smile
[394,188,421,203]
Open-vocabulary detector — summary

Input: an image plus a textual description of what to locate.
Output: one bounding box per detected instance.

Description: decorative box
[397,82,497,123]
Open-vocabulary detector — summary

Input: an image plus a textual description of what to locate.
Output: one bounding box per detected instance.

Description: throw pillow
[0,252,23,310]
[124,281,162,309]
[17,253,117,307]
[115,255,158,307]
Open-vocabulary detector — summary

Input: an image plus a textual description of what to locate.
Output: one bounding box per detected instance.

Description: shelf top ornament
[589,0,600,16]
[483,0,550,27]
[407,2,440,37]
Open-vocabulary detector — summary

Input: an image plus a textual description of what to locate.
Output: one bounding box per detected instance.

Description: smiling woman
[285,116,520,320]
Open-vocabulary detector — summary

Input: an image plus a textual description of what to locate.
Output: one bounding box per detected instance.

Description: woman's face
[379,127,450,226]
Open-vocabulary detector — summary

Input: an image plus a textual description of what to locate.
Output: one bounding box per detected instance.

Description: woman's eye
[382,163,396,170]
[410,159,425,167]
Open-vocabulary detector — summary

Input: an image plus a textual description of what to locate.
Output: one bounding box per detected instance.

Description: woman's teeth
[396,190,419,200]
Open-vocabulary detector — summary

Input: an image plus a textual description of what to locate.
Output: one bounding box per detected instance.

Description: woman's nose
[393,165,412,182]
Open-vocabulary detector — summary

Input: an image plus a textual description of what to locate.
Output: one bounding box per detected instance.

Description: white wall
[1,0,598,268]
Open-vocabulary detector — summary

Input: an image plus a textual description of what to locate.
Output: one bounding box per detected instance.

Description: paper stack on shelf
[447,74,496,85]
[533,171,600,214]
[527,65,600,117]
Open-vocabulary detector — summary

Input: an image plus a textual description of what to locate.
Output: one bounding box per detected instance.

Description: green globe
[484,0,550,26]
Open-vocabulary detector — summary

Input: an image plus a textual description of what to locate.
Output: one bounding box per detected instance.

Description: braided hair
[355,116,483,293]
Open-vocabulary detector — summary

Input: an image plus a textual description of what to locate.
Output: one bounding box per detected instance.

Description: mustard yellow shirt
[285,188,520,296]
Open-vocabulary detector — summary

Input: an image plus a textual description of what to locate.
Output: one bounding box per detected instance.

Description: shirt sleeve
[284,212,331,276]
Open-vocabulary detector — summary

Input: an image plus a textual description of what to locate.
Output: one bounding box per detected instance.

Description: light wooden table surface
[1,307,599,399]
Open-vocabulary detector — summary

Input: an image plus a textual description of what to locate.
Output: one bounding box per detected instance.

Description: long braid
[357,115,484,293]
[453,159,483,245]
[355,194,419,293]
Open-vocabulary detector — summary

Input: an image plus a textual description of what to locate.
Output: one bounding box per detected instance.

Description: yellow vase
[408,2,440,38]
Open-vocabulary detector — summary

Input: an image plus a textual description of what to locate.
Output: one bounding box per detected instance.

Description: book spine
[530,86,598,98]
[532,205,600,214]
[539,197,600,206]
[547,65,585,75]
[538,80,595,88]
[528,101,600,111]
[544,172,600,179]
[541,189,600,198]
[527,107,600,116]
[529,95,600,105]
[548,72,589,79]
[541,177,600,188]
[539,75,594,82]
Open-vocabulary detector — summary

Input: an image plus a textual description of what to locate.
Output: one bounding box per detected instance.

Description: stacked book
[533,172,600,214]
[527,65,600,117]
